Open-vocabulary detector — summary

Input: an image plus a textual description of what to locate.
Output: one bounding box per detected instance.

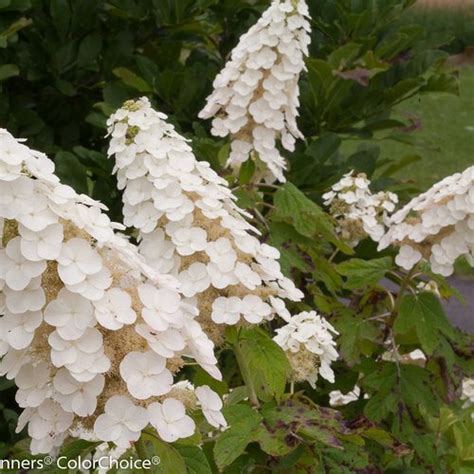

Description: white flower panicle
[198,0,311,183]
[273,311,339,387]
[323,171,398,247]
[107,98,303,348]
[0,130,226,454]
[379,166,474,276]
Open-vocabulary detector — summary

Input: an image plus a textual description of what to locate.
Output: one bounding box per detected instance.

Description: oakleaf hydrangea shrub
[0,0,473,472]
[0,130,230,454]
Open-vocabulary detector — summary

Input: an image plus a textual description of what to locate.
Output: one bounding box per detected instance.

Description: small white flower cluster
[323,171,398,246]
[379,166,474,276]
[0,130,226,454]
[107,98,303,347]
[461,378,474,417]
[199,0,311,183]
[382,348,427,367]
[329,386,361,407]
[273,311,338,387]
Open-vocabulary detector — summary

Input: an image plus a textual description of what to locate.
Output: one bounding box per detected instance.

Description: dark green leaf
[236,328,290,402]
[336,257,393,289]
[0,64,19,82]
[112,67,152,92]
[175,445,212,474]
[395,292,455,355]
[213,404,262,470]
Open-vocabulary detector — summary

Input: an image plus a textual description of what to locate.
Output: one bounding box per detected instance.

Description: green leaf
[0,64,19,82]
[238,159,255,185]
[336,257,393,289]
[256,399,344,456]
[272,182,351,253]
[334,310,381,366]
[236,328,290,402]
[328,43,361,68]
[112,67,152,92]
[175,445,212,474]
[213,404,262,470]
[77,33,102,68]
[59,439,100,459]
[0,17,32,48]
[54,151,89,194]
[140,433,187,474]
[363,363,439,422]
[395,292,455,355]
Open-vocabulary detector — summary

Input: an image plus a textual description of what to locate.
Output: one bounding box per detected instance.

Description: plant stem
[391,266,417,320]
[234,338,260,407]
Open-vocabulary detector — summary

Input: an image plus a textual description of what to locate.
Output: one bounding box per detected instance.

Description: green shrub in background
[1,0,474,472]
[401,2,474,55]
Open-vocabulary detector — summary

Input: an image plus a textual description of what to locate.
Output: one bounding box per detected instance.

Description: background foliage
[0,0,473,472]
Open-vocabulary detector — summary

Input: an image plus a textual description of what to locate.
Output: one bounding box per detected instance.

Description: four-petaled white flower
[395,245,423,271]
[135,325,186,358]
[206,238,237,272]
[0,237,46,291]
[119,351,173,400]
[57,238,103,285]
[211,296,242,325]
[94,288,136,330]
[241,295,272,324]
[18,400,74,454]
[147,398,195,442]
[171,227,207,256]
[48,328,110,382]
[44,288,95,340]
[195,385,227,429]
[138,284,182,331]
[179,262,211,297]
[94,396,149,448]
[53,369,105,417]
[0,310,42,350]
[19,223,64,261]
[66,267,112,301]
[4,276,45,314]
[15,362,51,408]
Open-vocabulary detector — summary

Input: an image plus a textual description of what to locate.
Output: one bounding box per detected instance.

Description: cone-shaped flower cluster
[273,311,338,387]
[199,0,311,183]
[323,171,398,247]
[379,166,474,276]
[107,98,304,348]
[0,130,225,454]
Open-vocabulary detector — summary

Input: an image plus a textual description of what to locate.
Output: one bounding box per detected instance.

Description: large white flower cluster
[107,97,303,347]
[0,130,226,455]
[379,166,474,276]
[273,311,338,387]
[323,171,398,246]
[198,0,311,183]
